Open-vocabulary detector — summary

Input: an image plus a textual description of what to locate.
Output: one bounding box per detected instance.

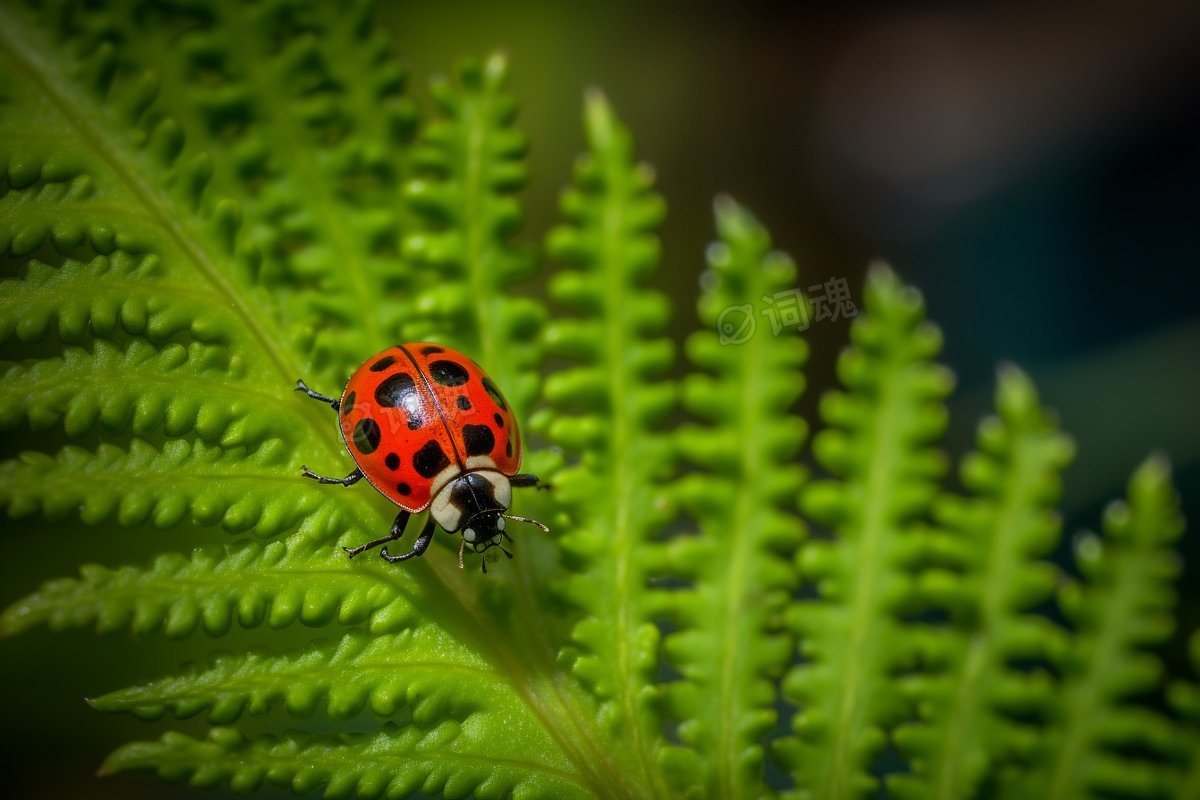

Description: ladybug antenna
[502,514,549,533]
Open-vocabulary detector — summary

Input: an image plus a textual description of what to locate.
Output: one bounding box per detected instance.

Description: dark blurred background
[5,1,1200,796]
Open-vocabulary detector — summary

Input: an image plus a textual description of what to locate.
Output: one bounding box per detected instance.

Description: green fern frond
[1010,455,1186,798]
[90,628,498,723]
[0,251,239,346]
[0,340,287,446]
[891,365,1074,799]
[101,723,593,800]
[777,264,954,798]
[664,197,808,797]
[1168,634,1200,798]
[0,437,354,536]
[538,90,677,796]
[0,533,417,639]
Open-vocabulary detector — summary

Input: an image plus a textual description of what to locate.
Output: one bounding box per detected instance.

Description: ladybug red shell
[339,343,523,511]
[296,343,546,571]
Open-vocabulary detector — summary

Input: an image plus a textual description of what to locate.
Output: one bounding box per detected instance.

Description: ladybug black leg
[295,379,340,411]
[302,466,363,486]
[344,509,408,558]
[511,473,551,491]
[381,517,435,563]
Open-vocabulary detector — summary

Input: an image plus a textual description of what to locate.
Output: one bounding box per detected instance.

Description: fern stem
[828,373,900,794]
[416,555,641,800]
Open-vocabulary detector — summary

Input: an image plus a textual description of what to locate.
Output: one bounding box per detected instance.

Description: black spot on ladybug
[429,359,469,387]
[421,345,445,355]
[375,372,416,408]
[482,377,507,410]
[413,440,450,478]
[342,391,356,416]
[397,482,412,496]
[463,424,495,456]
[352,418,381,454]
[385,452,400,470]
[493,412,504,428]
[370,355,397,372]
[506,440,513,457]
[456,395,471,410]
[407,415,422,430]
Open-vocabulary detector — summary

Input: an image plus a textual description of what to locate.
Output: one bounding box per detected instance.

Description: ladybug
[295,343,547,572]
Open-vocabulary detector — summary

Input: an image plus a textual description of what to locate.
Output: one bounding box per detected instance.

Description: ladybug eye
[496,517,506,531]
[463,528,476,543]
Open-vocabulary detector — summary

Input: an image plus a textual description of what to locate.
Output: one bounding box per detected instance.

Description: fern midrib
[103,659,501,708]
[224,2,386,349]
[598,153,668,800]
[412,552,635,800]
[1045,538,1148,797]
[9,466,347,488]
[713,291,774,799]
[85,564,406,595]
[3,196,173,231]
[14,364,309,422]
[822,358,903,796]
[933,442,1038,798]
[0,271,233,310]
[0,8,342,458]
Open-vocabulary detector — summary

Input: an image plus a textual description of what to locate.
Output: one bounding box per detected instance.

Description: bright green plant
[1,2,1195,799]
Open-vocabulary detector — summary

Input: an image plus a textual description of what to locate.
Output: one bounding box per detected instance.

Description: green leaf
[0,536,409,639]
[90,629,494,723]
[891,365,1075,799]
[101,724,593,800]
[538,90,677,797]
[777,265,954,798]
[1010,455,1186,799]
[665,197,808,798]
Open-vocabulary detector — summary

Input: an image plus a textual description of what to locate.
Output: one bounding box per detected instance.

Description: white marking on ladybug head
[496,516,506,531]
[463,528,477,543]
[464,455,500,472]
[430,469,512,532]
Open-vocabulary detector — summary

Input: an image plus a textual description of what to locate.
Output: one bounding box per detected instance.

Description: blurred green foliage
[0,1,1196,799]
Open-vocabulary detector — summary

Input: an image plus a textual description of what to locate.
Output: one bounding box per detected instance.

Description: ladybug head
[461,511,509,554]
[432,471,550,569]
[460,511,550,573]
